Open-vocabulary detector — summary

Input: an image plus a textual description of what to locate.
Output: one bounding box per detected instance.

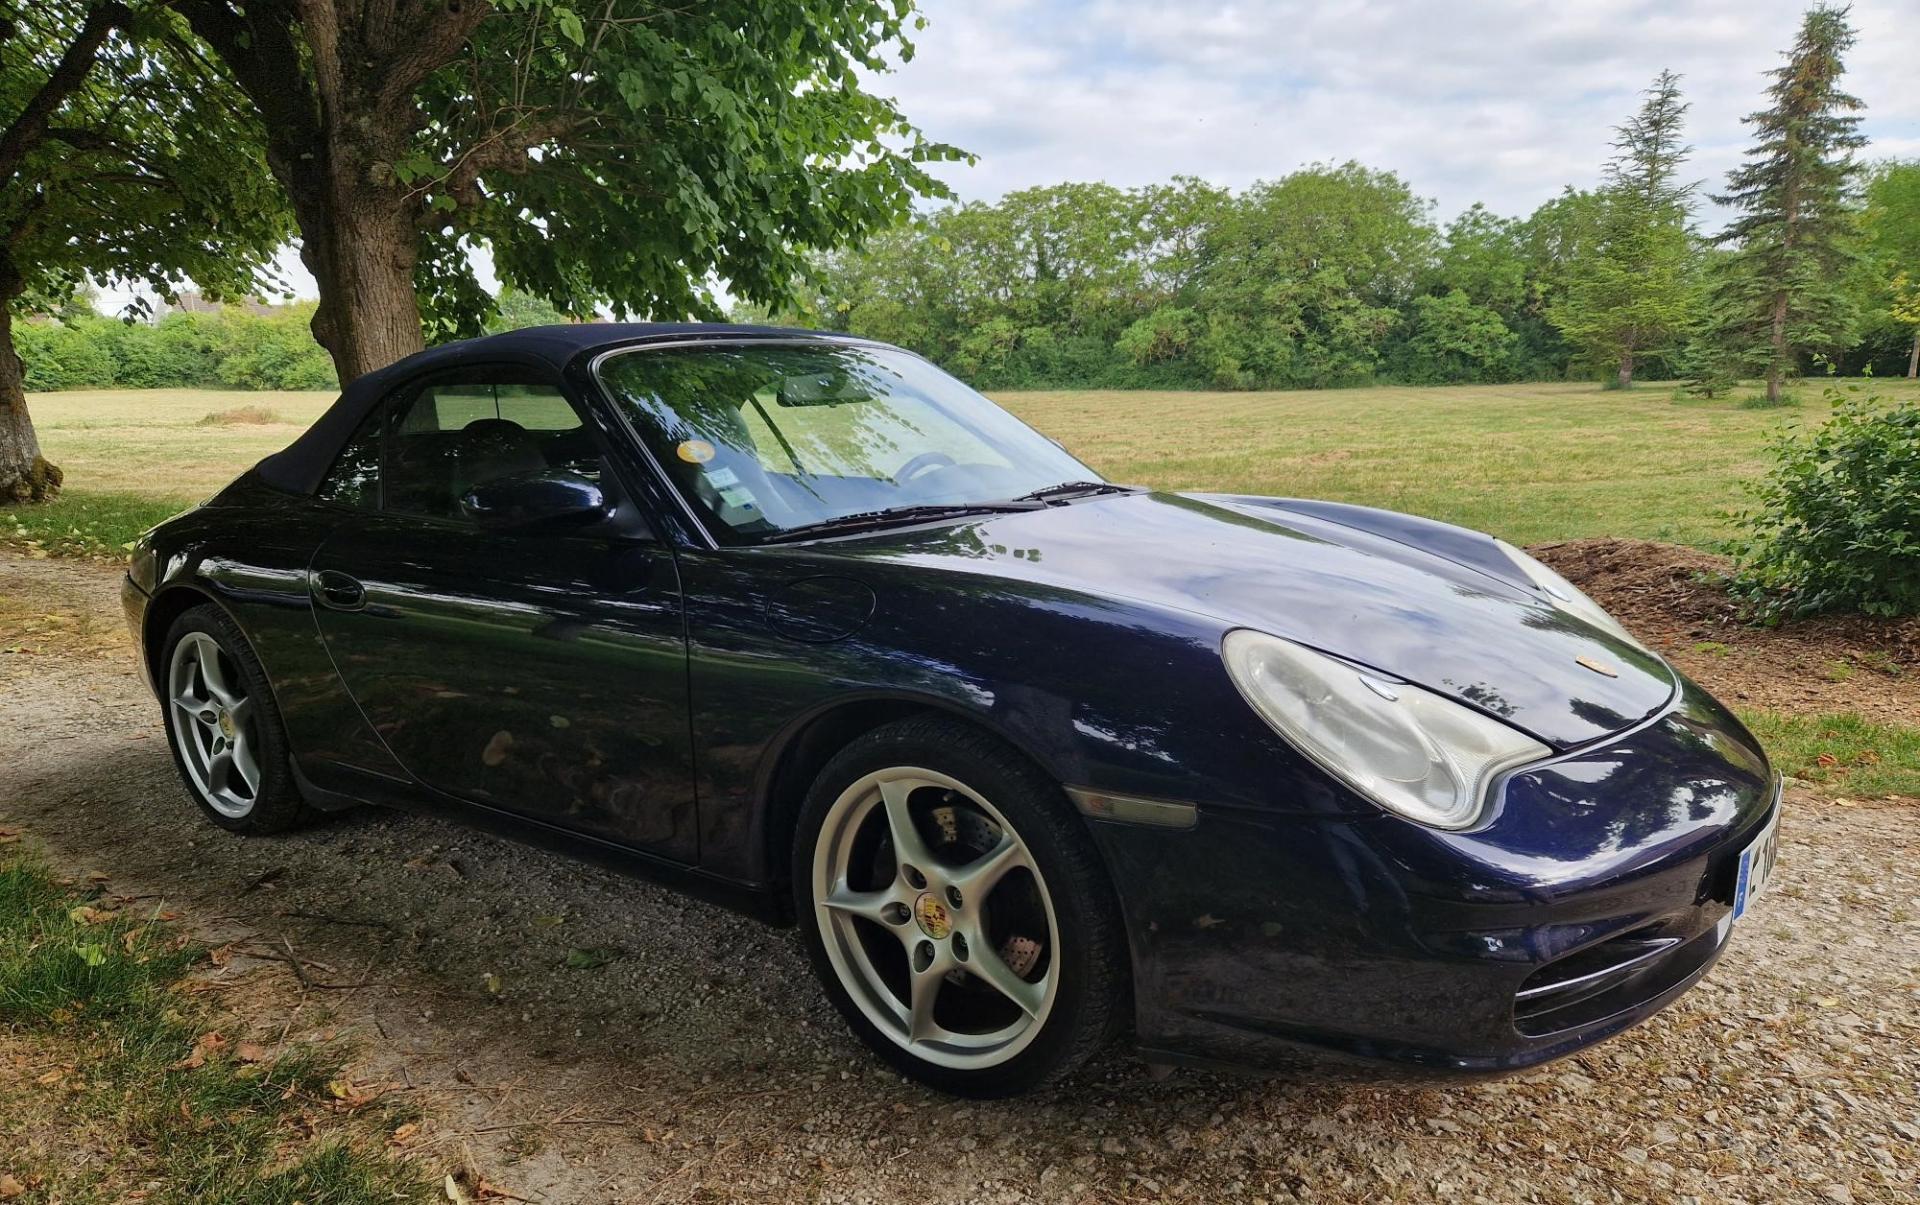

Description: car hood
[829,490,1676,750]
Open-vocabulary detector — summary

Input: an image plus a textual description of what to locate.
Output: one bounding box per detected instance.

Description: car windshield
[596,341,1101,543]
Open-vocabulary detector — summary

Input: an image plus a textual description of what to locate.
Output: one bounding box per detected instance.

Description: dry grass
[27,387,333,500]
[19,377,1920,549]
[197,404,285,426]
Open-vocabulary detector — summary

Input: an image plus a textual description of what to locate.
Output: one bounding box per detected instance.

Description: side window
[316,405,384,509]
[384,379,588,519]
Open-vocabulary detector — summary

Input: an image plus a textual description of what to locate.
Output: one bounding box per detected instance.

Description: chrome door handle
[313,570,366,611]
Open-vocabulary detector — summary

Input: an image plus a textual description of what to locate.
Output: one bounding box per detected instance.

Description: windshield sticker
[717,485,757,510]
[704,466,741,488]
[676,439,716,464]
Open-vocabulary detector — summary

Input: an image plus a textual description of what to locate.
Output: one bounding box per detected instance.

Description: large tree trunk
[0,302,61,503]
[1616,351,1635,389]
[1908,328,1918,379]
[298,197,426,384]
[177,1,461,388]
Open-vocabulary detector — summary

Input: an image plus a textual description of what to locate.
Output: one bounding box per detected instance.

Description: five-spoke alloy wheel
[794,718,1126,1096]
[160,606,310,833]
[168,631,263,817]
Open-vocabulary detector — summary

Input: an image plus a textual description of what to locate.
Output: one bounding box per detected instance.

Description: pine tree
[1552,70,1700,388]
[1711,4,1867,405]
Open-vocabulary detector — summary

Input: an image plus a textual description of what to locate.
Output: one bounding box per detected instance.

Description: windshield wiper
[761,501,1046,544]
[1012,480,1132,503]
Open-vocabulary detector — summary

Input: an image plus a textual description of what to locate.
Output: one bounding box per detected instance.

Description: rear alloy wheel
[794,718,1126,1096]
[161,606,311,834]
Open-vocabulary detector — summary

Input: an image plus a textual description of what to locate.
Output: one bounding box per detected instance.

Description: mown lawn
[9,377,1920,556]
[9,388,334,555]
[997,377,1920,548]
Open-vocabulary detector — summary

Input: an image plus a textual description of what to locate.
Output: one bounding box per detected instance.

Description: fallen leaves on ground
[327,1078,385,1109]
[170,1031,227,1071]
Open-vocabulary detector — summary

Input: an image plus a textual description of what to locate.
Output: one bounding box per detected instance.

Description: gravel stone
[2,551,1916,1203]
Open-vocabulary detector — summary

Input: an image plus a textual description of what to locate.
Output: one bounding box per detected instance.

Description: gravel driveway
[2,551,1916,1203]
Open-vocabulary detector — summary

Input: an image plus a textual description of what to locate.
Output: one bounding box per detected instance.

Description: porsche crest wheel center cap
[913,892,952,940]
[217,710,236,740]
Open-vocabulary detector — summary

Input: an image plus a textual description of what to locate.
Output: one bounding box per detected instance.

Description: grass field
[8,377,1920,556]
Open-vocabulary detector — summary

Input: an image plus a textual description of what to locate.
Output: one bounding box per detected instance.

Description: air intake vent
[1514,922,1721,1037]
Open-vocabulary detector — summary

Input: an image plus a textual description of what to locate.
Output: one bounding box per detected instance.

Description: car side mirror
[460,469,608,530]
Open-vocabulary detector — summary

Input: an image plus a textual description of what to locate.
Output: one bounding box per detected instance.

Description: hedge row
[16,306,337,392]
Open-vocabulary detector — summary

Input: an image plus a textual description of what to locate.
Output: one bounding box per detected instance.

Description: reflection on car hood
[835,490,1676,749]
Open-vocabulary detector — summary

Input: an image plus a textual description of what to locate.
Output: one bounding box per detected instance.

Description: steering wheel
[893,451,957,485]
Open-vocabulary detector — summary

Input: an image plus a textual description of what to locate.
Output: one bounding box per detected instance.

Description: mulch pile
[1530,538,1919,726]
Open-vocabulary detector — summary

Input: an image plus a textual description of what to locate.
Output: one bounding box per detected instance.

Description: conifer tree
[1552,70,1699,387]
[1711,5,1867,404]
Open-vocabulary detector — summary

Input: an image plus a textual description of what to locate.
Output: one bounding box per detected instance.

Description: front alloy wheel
[168,631,263,817]
[159,606,311,834]
[794,718,1126,1096]
[813,766,1060,1069]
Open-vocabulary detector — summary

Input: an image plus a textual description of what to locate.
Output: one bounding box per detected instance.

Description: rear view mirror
[777,370,868,407]
[460,469,607,530]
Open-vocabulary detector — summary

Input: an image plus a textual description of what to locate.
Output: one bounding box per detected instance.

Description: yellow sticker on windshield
[676,439,716,464]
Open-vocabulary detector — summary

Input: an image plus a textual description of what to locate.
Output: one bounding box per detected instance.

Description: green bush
[16,305,336,392]
[1117,307,1201,368]
[1727,389,1920,620]
[14,318,117,389]
[213,308,336,389]
[1389,289,1519,385]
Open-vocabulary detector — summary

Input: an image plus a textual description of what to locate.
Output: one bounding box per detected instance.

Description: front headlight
[1222,629,1548,830]
[1493,539,1644,649]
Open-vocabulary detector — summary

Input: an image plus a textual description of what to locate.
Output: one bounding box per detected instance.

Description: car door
[307,365,698,862]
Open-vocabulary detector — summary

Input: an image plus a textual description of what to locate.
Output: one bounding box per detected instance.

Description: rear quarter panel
[140,477,406,786]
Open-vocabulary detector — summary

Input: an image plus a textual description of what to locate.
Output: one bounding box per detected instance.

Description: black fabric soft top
[253,321,828,496]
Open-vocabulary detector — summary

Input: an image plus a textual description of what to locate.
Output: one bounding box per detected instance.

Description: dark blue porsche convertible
[124,324,1782,1096]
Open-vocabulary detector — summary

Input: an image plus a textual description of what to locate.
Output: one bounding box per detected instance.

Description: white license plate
[1732,811,1780,921]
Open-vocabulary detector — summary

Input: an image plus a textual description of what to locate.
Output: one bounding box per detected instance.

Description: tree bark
[298,194,426,382]
[1908,328,1918,379]
[1616,351,1634,389]
[0,300,62,503]
[179,0,456,385]
[1766,288,1789,404]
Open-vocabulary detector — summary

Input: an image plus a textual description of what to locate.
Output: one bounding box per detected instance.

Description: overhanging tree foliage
[0,0,287,501]
[175,0,965,384]
[1552,70,1699,388]
[1710,4,1866,405]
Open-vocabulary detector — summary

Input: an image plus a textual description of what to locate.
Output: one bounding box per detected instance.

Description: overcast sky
[887,0,1920,220]
[104,0,1920,312]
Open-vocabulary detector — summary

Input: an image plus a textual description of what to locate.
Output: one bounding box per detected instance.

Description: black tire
[159,605,313,834]
[792,716,1128,1097]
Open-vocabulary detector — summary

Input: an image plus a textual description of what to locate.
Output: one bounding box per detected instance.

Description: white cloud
[881,0,1920,222]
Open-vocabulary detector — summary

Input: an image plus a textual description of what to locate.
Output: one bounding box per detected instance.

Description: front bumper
[121,574,153,693]
[1090,675,1779,1076]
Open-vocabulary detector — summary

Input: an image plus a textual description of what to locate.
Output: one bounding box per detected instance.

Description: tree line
[795,10,1917,399]
[12,286,585,394]
[3,3,1918,505]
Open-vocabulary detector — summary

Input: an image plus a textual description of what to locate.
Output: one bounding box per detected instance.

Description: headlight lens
[1494,539,1644,649]
[1222,629,1549,830]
